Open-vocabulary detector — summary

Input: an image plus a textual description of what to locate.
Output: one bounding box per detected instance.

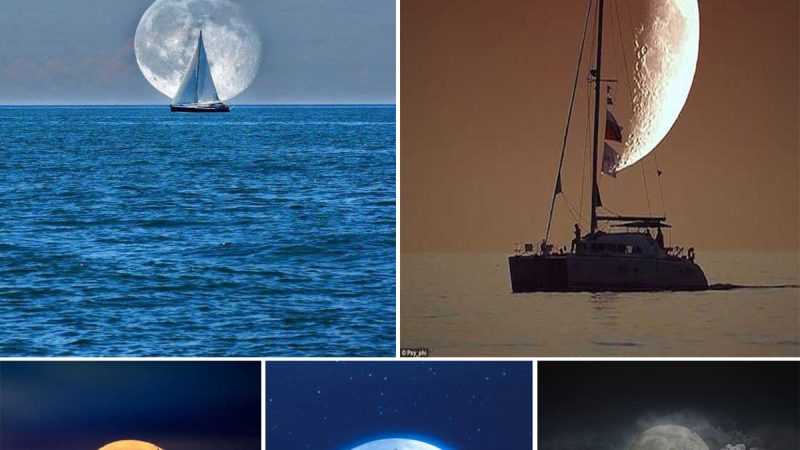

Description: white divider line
[532,360,538,450]
[261,360,266,450]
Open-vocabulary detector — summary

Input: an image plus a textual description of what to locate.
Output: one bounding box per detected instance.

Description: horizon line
[0,103,396,107]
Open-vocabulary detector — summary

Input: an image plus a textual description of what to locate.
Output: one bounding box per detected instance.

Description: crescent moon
[619,0,699,170]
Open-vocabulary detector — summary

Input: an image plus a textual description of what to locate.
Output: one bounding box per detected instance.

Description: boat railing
[514,242,538,256]
[514,241,561,256]
[665,245,697,262]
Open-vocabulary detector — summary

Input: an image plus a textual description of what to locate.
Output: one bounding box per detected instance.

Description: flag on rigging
[601,143,620,178]
[605,110,623,142]
[555,173,563,194]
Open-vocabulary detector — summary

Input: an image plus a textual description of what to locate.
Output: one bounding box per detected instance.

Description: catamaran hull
[508,254,708,292]
[170,104,230,113]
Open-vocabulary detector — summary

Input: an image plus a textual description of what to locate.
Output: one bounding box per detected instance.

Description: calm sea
[0,105,395,356]
[401,251,800,356]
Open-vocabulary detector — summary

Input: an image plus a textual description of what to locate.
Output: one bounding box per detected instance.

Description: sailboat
[171,30,230,113]
[508,0,708,292]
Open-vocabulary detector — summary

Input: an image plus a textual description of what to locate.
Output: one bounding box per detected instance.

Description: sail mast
[195,31,202,103]
[590,0,605,234]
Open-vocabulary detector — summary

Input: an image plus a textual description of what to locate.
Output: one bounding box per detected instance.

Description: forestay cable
[544,0,595,245]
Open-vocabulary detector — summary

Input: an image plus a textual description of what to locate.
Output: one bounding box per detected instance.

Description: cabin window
[625,245,634,254]
[633,246,642,254]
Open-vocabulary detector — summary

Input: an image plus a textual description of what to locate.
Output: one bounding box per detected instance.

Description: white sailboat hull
[170,103,230,113]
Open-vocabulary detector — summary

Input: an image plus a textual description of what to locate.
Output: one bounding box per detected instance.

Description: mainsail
[173,31,220,105]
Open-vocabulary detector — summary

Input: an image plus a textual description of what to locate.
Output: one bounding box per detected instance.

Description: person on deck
[571,223,581,253]
[655,226,665,249]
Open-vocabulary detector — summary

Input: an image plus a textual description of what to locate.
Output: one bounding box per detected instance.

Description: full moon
[619,0,699,170]
[352,438,443,450]
[134,0,262,101]
[98,440,163,450]
[629,425,709,450]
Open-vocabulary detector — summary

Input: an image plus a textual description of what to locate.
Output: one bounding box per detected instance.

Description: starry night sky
[266,361,532,450]
[539,362,800,450]
[0,361,261,450]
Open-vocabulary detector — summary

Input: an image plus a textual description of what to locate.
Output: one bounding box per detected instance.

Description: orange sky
[400,0,799,253]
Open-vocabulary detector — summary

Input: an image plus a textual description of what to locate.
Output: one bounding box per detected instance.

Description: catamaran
[171,30,230,113]
[508,0,707,292]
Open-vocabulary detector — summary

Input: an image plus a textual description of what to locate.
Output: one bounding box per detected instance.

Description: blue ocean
[0,105,396,356]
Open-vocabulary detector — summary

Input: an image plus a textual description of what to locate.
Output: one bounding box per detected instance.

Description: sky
[0,0,395,104]
[539,362,800,450]
[401,0,798,252]
[266,361,533,449]
[0,361,261,450]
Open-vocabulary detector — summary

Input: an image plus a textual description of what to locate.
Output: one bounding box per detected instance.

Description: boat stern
[684,260,709,290]
[508,255,569,292]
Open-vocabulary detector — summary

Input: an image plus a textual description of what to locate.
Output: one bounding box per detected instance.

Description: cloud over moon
[541,410,798,450]
[636,410,797,450]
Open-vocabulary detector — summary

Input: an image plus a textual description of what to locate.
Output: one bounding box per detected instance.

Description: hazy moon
[98,440,163,450]
[352,438,443,450]
[629,425,709,450]
[134,0,262,101]
[619,0,699,170]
